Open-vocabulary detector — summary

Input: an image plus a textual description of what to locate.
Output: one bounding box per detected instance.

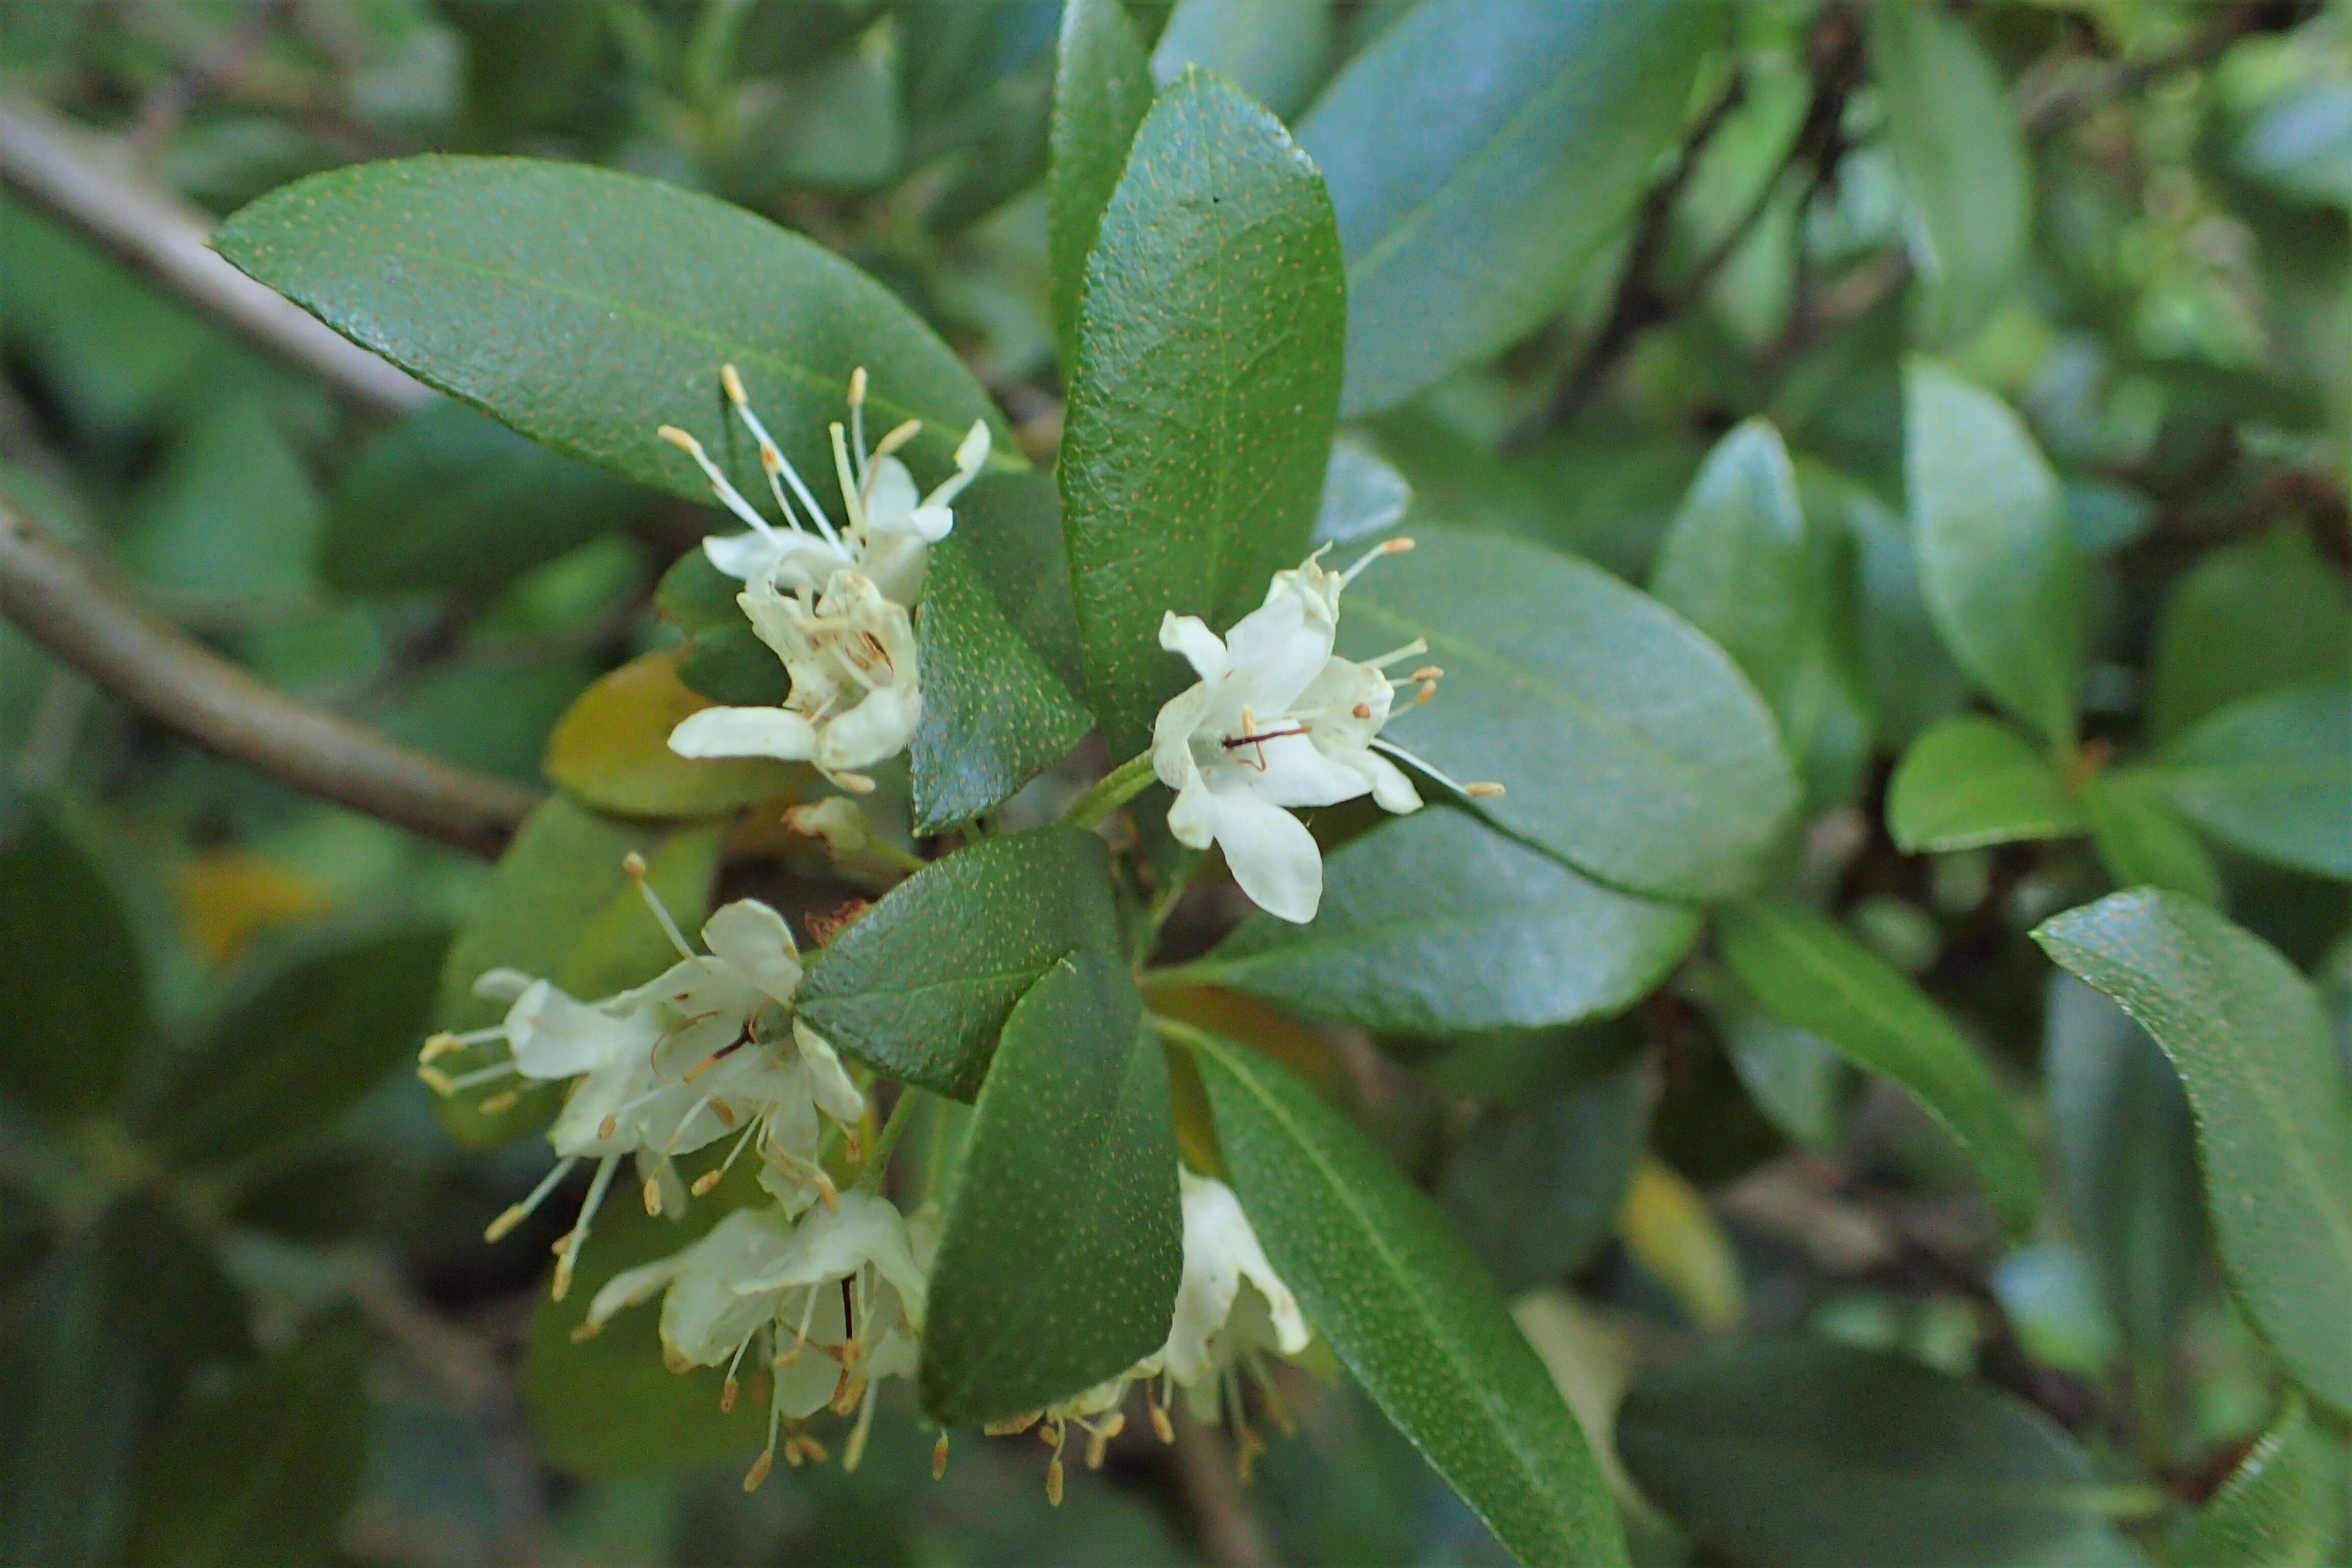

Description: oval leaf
[2033,889,2352,1416]
[2150,683,2352,880]
[1183,1025,1630,1568]
[2148,524,2351,742]
[2082,771,2224,904]
[545,648,807,818]
[1649,418,1814,718]
[922,951,1180,1425]
[1297,0,1722,415]
[1719,899,2042,1238]
[1888,714,2085,853]
[0,800,149,1119]
[796,825,1122,1099]
[1341,528,1797,902]
[1179,807,1700,1034]
[215,156,1009,502]
[1047,0,1155,368]
[1060,68,1347,754]
[2176,1394,2346,1568]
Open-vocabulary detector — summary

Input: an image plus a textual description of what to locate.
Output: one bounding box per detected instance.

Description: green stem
[1062,749,1159,831]
[852,1085,920,1194]
[1140,962,1217,993]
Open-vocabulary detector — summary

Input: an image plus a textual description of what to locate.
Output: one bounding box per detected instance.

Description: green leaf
[1178,808,1700,1034]
[1905,359,2085,750]
[2045,974,2205,1364]
[117,1320,369,1568]
[1185,1026,1630,1568]
[1619,1339,2149,1568]
[1313,437,1411,546]
[1438,1065,1645,1295]
[138,925,448,1169]
[910,508,1093,833]
[325,401,658,594]
[1872,0,2031,343]
[922,952,1180,1425]
[2148,525,2351,742]
[436,797,722,1142]
[1719,900,2042,1238]
[1047,0,1156,370]
[2150,684,2352,880]
[654,550,792,708]
[1650,419,1814,722]
[215,156,1010,502]
[2083,771,2225,904]
[1886,714,2085,852]
[1296,0,1722,415]
[796,826,1122,1100]
[1341,528,1797,902]
[545,648,806,818]
[2175,1393,2347,1568]
[1060,68,1346,754]
[1820,464,1970,748]
[0,800,149,1120]
[122,398,321,622]
[2239,82,2352,209]
[2034,890,2352,1416]
[1150,0,1332,121]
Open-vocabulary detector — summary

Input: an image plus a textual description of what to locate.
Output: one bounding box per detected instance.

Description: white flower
[668,568,920,795]
[1150,540,1502,922]
[419,863,864,1301]
[583,1191,933,1486]
[663,364,990,608]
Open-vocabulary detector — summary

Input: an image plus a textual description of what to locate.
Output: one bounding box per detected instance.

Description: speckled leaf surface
[921,952,1180,1426]
[1047,0,1155,370]
[1186,1027,1629,1568]
[2035,890,2352,1416]
[1720,900,2042,1239]
[215,156,1012,505]
[1060,69,1346,755]
[1187,807,1699,1034]
[1339,528,1796,902]
[796,826,1121,1099]
[1888,714,2085,852]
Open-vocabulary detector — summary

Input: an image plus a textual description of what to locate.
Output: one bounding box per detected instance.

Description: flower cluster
[659,365,989,793]
[1152,540,1503,922]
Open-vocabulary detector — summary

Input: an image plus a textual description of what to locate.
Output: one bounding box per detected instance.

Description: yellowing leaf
[1617,1158,1744,1333]
[177,851,328,965]
[545,647,806,818]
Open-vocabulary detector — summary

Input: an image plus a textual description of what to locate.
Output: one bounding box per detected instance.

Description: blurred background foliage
[0,0,2346,1564]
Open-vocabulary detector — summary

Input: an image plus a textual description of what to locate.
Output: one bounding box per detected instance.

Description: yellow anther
[598,1113,619,1140]
[417,1066,457,1097]
[692,1168,724,1197]
[848,366,867,407]
[483,1204,528,1242]
[622,850,648,878]
[477,1089,521,1116]
[1380,536,1415,554]
[569,1320,602,1344]
[1045,1456,1065,1507]
[550,1254,576,1303]
[642,1178,663,1216]
[1148,1403,1174,1444]
[986,1411,1042,1437]
[1465,781,1507,798]
[419,1032,461,1064]
[656,425,701,454]
[742,1450,774,1492]
[720,1377,739,1414]
[721,363,749,405]
[932,1432,950,1479]
[872,418,921,461]
[1410,666,1442,682]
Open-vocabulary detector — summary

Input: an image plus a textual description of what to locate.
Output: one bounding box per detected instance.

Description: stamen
[623,851,698,962]
[848,367,869,488]
[1367,637,1431,669]
[829,424,868,534]
[1085,1411,1123,1469]
[550,1154,621,1302]
[720,365,837,540]
[486,1155,579,1242]
[986,1410,1042,1437]
[932,1432,950,1479]
[657,425,777,537]
[441,1060,519,1093]
[417,1066,457,1097]
[695,1117,764,1196]
[843,1376,880,1471]
[477,1089,522,1115]
[721,1331,756,1412]
[1148,1399,1174,1445]
[1368,738,1505,800]
[1341,535,1414,584]
[422,1024,504,1061]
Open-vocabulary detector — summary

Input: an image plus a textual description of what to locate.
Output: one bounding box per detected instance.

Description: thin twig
[0,93,429,415]
[1168,1414,1280,1568]
[0,500,538,857]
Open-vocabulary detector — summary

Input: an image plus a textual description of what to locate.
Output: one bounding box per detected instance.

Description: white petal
[792,1020,867,1125]
[669,706,820,762]
[505,980,650,1080]
[702,899,802,1004]
[902,503,955,543]
[1204,778,1324,923]
[817,688,920,772]
[471,967,534,1003]
[1220,587,1334,717]
[703,530,784,581]
[586,1252,687,1329]
[1162,1171,1310,1383]
[1242,733,1374,810]
[1158,612,1230,683]
[1165,775,1219,851]
[1359,749,1423,815]
[863,456,921,530]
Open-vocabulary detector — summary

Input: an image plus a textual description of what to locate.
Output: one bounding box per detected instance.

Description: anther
[642,1178,663,1216]
[478,1089,521,1115]
[932,1432,950,1479]
[1465,782,1506,798]
[417,1066,457,1097]
[1352,702,1372,720]
[721,1377,739,1414]
[419,1032,462,1064]
[1410,666,1442,682]
[1045,1456,1065,1507]
[569,1320,602,1344]
[721,363,750,406]
[848,366,867,408]
[1149,1403,1174,1444]
[986,1411,1042,1437]
[742,1450,774,1492]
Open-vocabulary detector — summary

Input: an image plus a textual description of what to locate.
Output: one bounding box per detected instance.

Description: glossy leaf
[2175,1394,2347,1568]
[1719,900,2042,1238]
[0,802,149,1119]
[1313,437,1411,546]
[1060,69,1346,753]
[1047,0,1155,369]
[922,953,1179,1424]
[216,157,1010,503]
[2151,684,2352,880]
[1181,807,1700,1034]
[1650,419,1814,724]
[1872,0,2031,342]
[2045,974,2205,1362]
[1886,714,2084,852]
[1186,1026,1630,1568]
[2035,890,2352,1416]
[1150,0,1332,120]
[1906,359,2085,750]
[545,647,806,818]
[2148,525,2350,742]
[1297,0,1722,415]
[139,925,448,1169]
[1342,529,1797,902]
[325,400,657,594]
[796,826,1121,1099]
[1439,1067,1646,1294]
[654,550,791,708]
[1620,1339,2147,1568]
[2083,771,2224,904]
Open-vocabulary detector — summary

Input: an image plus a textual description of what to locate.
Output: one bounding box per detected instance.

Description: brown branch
[0,501,538,857]
[1168,1414,1280,1568]
[0,93,429,415]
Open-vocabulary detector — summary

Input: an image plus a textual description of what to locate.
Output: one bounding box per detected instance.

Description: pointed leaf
[1184,1025,1630,1568]
[1180,807,1699,1034]
[1060,68,1346,754]
[2148,525,2351,742]
[1650,419,1814,719]
[1719,900,2042,1238]
[2034,890,2352,1416]
[796,826,1121,1099]
[1047,0,1156,368]
[922,952,1180,1425]
[2150,683,2352,880]
[2083,771,2224,904]
[1887,714,2085,852]
[545,648,807,818]
[2176,1394,2346,1568]
[0,801,149,1119]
